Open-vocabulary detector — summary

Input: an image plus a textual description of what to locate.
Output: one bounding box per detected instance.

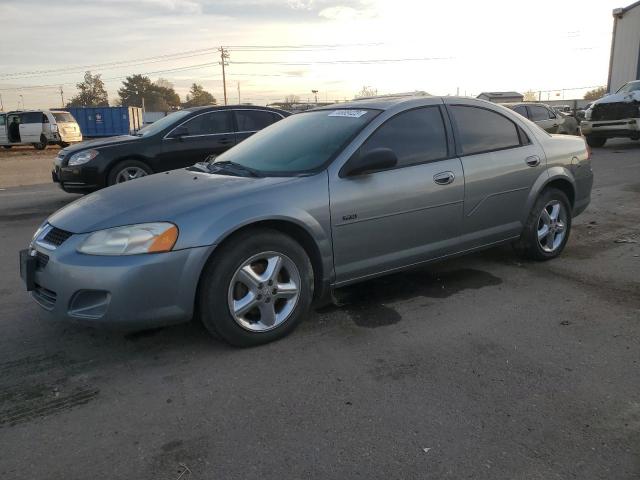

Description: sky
[0,0,628,110]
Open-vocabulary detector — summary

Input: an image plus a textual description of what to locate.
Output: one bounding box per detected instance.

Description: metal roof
[615,0,640,16]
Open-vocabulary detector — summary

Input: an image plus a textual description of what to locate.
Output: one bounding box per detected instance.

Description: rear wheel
[514,188,572,261]
[585,136,606,148]
[107,160,152,186]
[33,135,48,150]
[2,145,11,149]
[198,229,314,347]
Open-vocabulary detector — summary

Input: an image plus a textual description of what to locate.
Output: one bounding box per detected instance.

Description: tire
[585,136,606,148]
[198,228,314,347]
[33,135,48,150]
[514,188,572,261]
[59,142,70,148]
[2,145,11,149]
[107,160,152,186]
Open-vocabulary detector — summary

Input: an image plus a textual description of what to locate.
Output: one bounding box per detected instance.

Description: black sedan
[53,105,290,193]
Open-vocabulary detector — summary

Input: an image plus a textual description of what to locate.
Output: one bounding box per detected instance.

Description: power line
[0,43,382,80]
[229,56,454,65]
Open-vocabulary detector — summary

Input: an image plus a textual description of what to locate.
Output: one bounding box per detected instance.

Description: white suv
[0,110,82,150]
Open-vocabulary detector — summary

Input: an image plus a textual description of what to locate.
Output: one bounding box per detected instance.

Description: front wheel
[585,136,606,148]
[198,229,314,347]
[514,188,572,261]
[107,160,152,186]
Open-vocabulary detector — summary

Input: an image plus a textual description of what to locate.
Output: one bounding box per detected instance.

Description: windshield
[213,109,379,175]
[135,110,191,137]
[616,81,640,94]
[52,112,75,123]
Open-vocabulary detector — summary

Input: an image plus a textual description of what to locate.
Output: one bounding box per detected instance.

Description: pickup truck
[581,80,640,147]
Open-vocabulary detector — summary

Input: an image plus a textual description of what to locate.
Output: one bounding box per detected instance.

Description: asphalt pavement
[1,140,639,479]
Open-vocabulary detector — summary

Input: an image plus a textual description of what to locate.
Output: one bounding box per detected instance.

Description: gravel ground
[0,140,638,479]
[0,145,61,188]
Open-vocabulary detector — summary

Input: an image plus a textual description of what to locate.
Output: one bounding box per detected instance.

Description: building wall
[609,5,640,92]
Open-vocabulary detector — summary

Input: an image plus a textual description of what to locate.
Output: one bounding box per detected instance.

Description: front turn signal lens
[148,225,179,253]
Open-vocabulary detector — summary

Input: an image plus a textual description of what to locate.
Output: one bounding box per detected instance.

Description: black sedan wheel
[107,160,152,186]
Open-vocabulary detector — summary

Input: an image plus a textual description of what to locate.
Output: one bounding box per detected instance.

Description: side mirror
[341,148,398,177]
[170,126,189,140]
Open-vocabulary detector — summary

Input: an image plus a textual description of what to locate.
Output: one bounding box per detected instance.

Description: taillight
[582,136,591,160]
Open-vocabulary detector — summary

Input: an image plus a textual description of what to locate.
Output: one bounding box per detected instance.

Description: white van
[0,110,82,150]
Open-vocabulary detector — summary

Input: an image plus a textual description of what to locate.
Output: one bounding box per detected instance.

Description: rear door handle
[433,171,455,185]
[525,155,541,167]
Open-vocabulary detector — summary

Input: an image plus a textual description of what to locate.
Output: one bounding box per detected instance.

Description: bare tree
[523,90,538,102]
[355,86,377,99]
[584,86,607,101]
[284,94,300,104]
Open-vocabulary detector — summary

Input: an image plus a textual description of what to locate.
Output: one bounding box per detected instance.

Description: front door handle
[433,171,455,185]
[525,155,541,167]
[219,137,234,145]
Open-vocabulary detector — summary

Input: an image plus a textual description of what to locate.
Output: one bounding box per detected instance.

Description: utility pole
[19,94,24,110]
[311,89,318,104]
[219,47,230,105]
[237,81,241,104]
[59,86,65,108]
[0,93,3,111]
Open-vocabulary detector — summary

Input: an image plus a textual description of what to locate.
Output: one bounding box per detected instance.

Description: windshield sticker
[328,110,368,118]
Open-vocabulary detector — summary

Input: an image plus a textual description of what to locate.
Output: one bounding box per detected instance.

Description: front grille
[591,102,639,121]
[35,251,49,268]
[43,227,72,247]
[32,284,57,309]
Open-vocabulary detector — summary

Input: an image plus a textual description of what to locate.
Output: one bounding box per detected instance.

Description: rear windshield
[52,112,75,123]
[214,109,379,175]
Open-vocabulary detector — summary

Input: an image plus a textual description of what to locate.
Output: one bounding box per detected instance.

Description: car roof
[183,105,290,115]
[314,95,447,111]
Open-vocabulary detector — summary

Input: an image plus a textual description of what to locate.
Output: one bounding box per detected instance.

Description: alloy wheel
[227,251,301,332]
[115,167,147,183]
[537,200,567,253]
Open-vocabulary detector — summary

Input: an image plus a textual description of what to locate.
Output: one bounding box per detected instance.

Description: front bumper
[580,119,639,138]
[24,232,213,329]
[52,163,101,192]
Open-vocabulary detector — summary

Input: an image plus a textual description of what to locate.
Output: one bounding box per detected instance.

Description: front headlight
[585,109,593,121]
[68,149,99,166]
[77,223,179,256]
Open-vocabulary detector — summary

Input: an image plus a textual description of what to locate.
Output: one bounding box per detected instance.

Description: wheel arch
[523,168,576,224]
[197,218,331,305]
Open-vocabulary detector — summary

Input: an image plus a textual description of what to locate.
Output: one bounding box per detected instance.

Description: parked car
[504,102,579,135]
[20,96,593,347]
[581,80,640,147]
[0,110,82,150]
[52,105,290,193]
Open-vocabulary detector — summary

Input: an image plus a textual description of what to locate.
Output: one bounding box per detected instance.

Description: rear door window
[450,105,522,156]
[512,105,529,118]
[235,110,280,132]
[180,111,233,136]
[359,106,449,169]
[529,106,552,122]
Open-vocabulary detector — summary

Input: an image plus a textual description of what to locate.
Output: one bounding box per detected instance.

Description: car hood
[47,168,294,233]
[594,91,640,105]
[60,135,141,155]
